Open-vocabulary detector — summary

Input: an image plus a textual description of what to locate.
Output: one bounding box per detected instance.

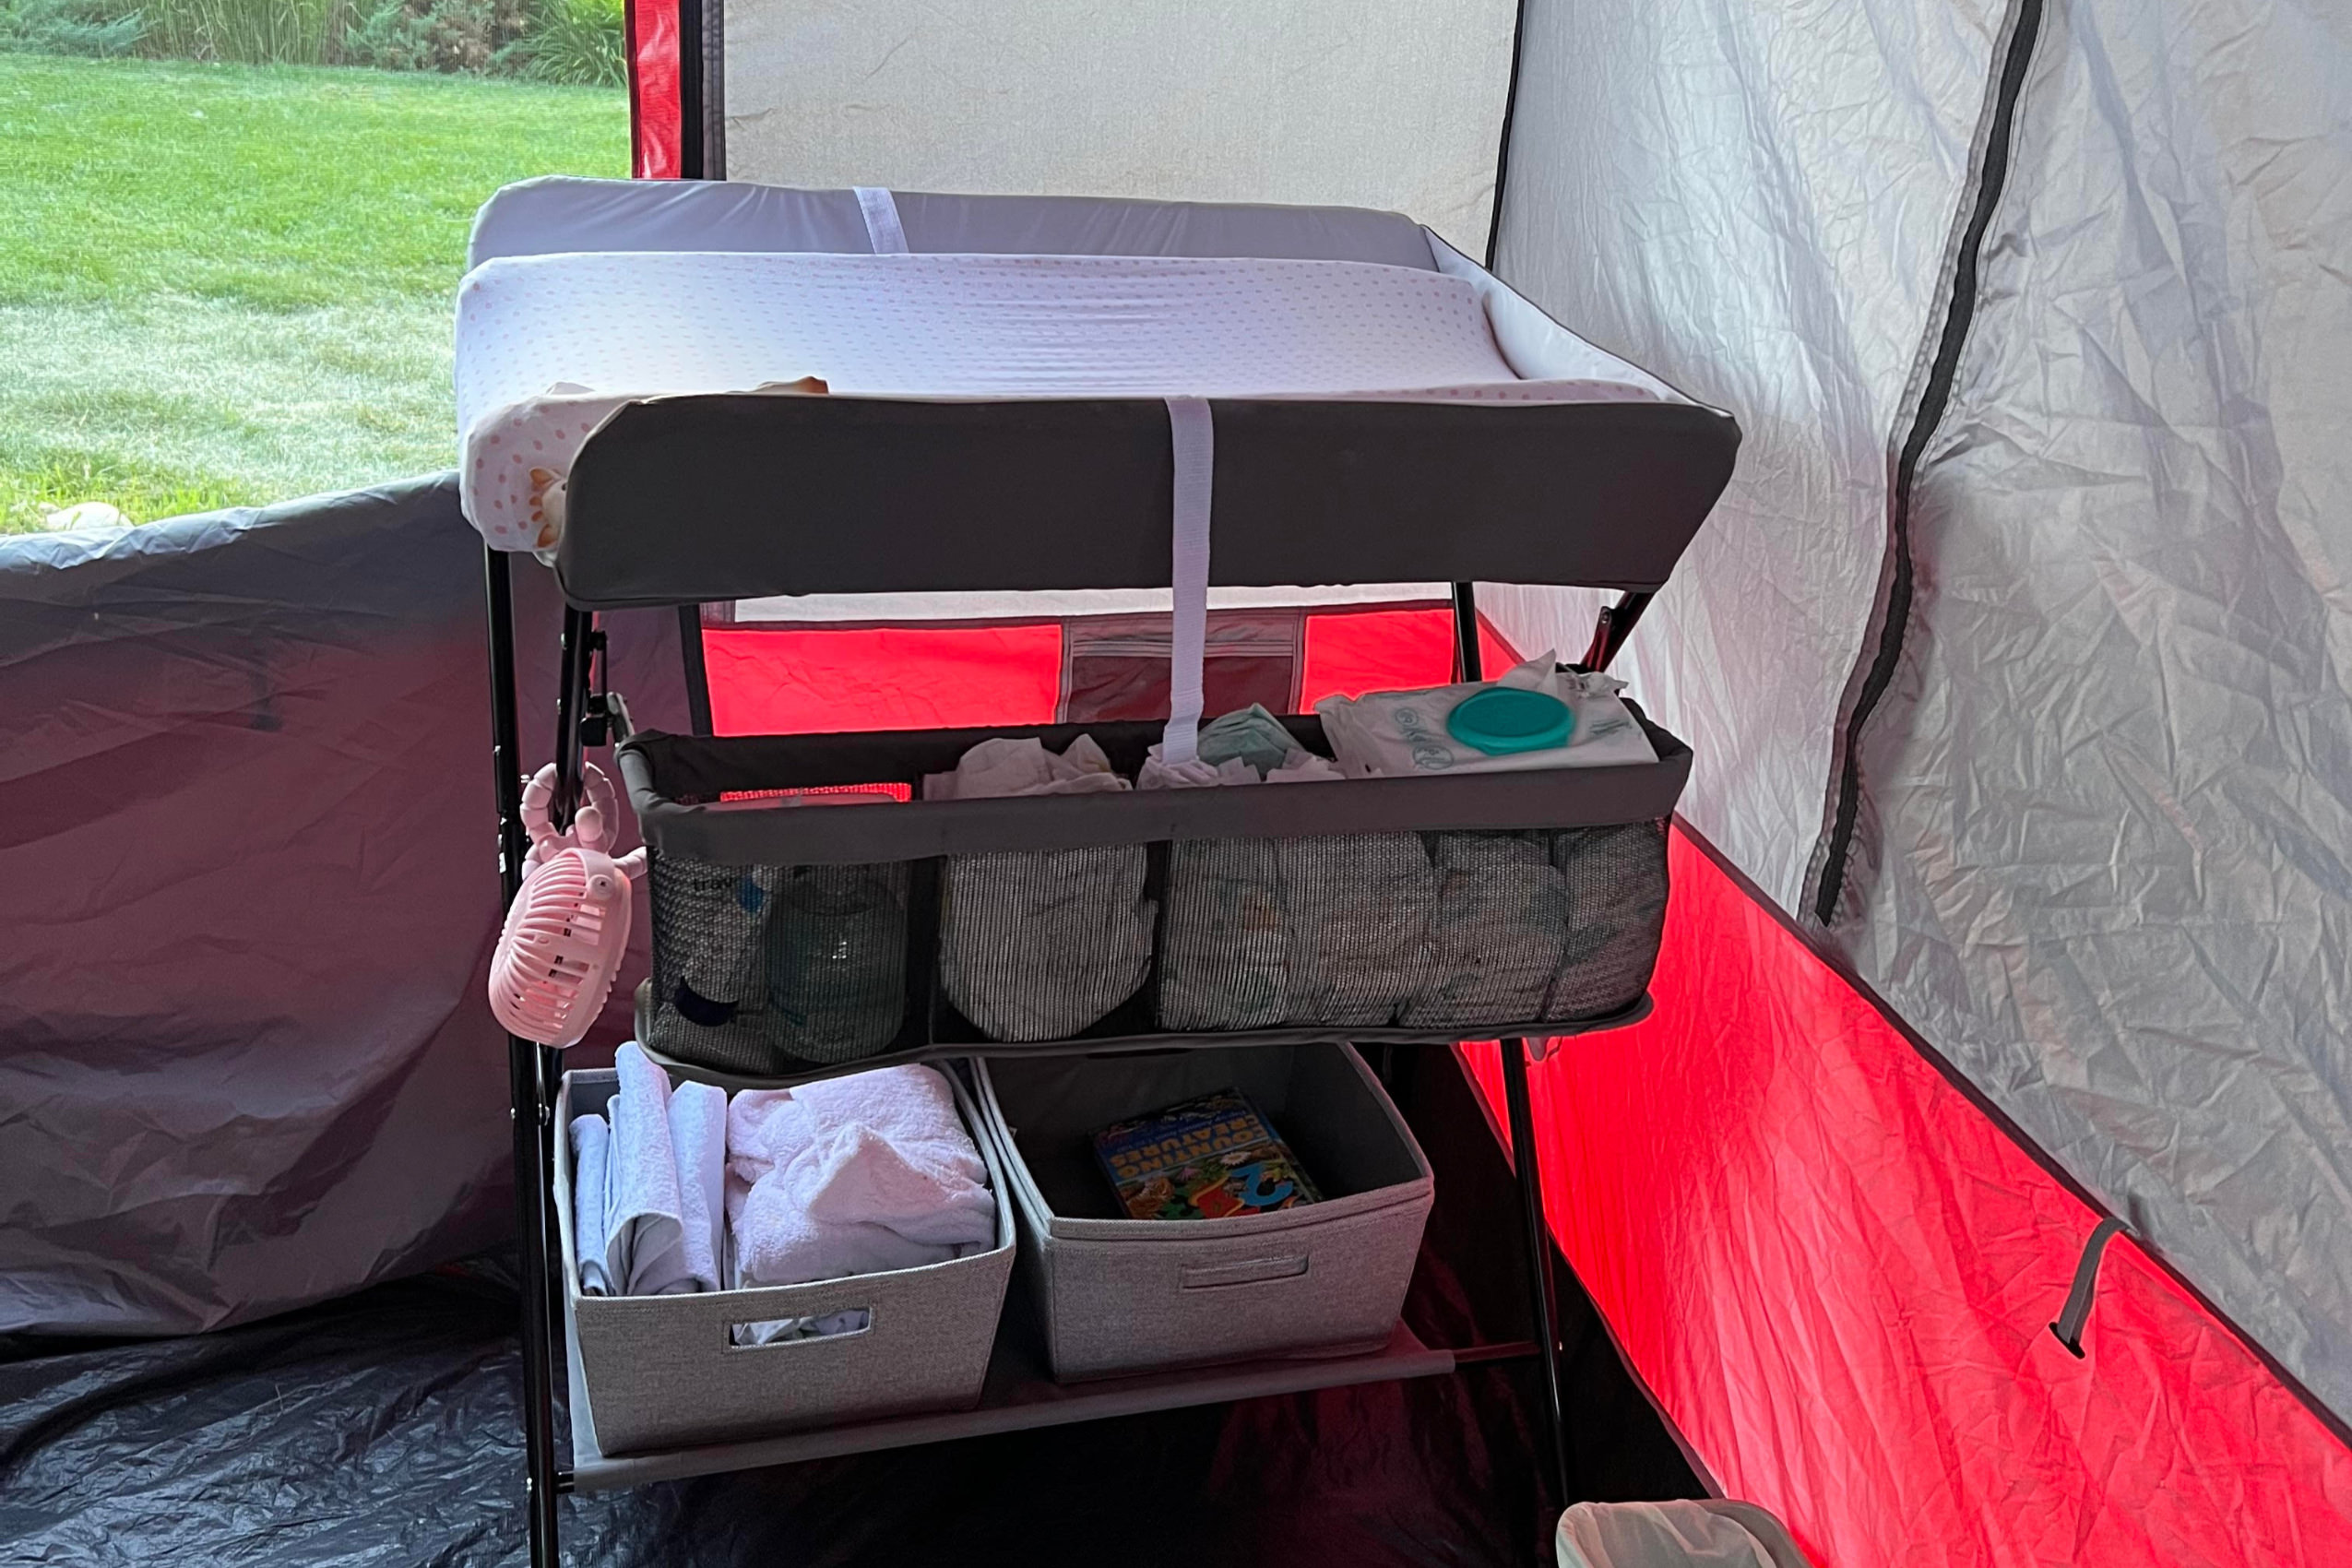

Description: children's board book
[1092,1088,1323,1221]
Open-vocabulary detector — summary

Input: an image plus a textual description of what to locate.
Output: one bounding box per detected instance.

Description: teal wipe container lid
[1446,687,1574,754]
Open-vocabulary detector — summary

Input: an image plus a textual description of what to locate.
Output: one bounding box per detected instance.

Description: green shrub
[135,0,362,65]
[496,0,619,87]
[4,0,618,73]
[0,0,146,57]
[342,0,523,73]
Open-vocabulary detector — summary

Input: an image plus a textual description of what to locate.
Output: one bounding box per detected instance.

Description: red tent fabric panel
[1465,831,2352,1567]
[705,624,1064,733]
[626,0,682,180]
[704,605,1503,736]
[1299,607,1521,707]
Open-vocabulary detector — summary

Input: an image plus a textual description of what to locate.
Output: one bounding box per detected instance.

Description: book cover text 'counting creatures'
[1092,1088,1323,1221]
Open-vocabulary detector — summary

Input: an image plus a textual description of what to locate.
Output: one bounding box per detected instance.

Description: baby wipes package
[1313,654,1656,778]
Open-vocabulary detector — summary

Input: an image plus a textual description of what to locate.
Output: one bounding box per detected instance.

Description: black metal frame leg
[1503,1038,1573,1511]
[485,548,563,1568]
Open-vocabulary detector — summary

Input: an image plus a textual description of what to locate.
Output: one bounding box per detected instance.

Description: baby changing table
[467,176,1739,1567]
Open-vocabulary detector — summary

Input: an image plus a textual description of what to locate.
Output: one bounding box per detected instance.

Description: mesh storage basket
[619,709,1691,1070]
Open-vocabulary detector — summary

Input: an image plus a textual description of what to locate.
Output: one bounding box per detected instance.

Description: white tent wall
[1484,0,2352,1428]
[1476,0,2009,909]
[1831,0,2352,1421]
[718,0,1516,254]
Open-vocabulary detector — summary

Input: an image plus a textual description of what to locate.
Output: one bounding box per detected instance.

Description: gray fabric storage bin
[552,1063,1015,1454]
[973,1043,1432,1381]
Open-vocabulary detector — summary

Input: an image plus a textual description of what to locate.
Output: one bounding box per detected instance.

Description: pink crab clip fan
[489,762,646,1048]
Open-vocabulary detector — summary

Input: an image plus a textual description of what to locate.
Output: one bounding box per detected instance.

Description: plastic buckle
[579,629,612,747]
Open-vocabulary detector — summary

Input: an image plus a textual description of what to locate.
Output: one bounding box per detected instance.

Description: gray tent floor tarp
[0,1049,1700,1566]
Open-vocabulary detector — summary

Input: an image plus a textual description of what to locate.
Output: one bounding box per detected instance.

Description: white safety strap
[853,186,908,255]
[1163,397,1215,766]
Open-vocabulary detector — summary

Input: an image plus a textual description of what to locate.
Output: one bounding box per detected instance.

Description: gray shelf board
[564,1313,1453,1492]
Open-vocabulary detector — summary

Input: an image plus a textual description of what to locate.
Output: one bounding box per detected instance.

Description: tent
[5,0,2349,1562]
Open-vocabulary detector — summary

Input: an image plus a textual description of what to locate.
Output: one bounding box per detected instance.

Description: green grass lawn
[0,53,626,530]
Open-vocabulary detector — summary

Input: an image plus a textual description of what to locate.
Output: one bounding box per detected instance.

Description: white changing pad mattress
[455,251,1658,551]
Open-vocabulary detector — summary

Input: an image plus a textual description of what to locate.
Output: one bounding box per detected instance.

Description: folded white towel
[568,1111,613,1297]
[666,1078,728,1295]
[725,1063,996,1289]
[606,1042,691,1296]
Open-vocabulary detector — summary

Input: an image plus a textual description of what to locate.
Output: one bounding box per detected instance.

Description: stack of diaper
[1146,706,1431,1030]
[928,735,1154,1042]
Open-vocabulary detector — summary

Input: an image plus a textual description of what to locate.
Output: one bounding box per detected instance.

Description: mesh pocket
[647,852,909,1074]
[1400,821,1670,1027]
[939,847,1155,1042]
[1399,831,1570,1028]
[1544,820,1669,1020]
[1157,833,1437,1030]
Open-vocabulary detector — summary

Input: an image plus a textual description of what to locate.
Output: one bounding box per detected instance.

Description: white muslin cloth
[600,1042,729,1296]
[568,1111,613,1296]
[1136,703,1346,790]
[725,1064,996,1289]
[604,1042,687,1296]
[666,1077,728,1295]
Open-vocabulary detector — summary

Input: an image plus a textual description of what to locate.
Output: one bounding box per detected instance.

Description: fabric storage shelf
[552,1067,1016,1455]
[975,1044,1435,1380]
[617,710,1687,1084]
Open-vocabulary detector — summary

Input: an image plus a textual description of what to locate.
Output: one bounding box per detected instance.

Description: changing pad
[454,251,1658,550]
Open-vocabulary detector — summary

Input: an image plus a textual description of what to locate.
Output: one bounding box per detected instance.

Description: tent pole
[485,548,563,1568]
[1450,581,1482,682]
[1582,590,1654,672]
[1503,1040,1574,1514]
